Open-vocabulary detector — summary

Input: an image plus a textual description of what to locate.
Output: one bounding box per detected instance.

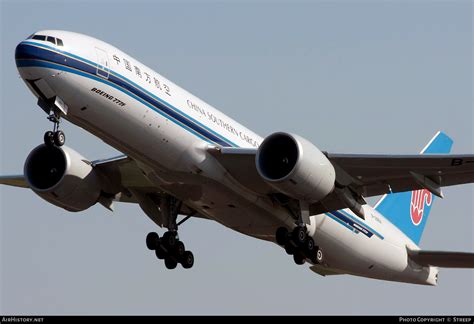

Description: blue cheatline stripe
[325,213,359,233]
[337,209,384,240]
[18,41,237,147]
[22,40,100,70]
[17,59,213,144]
[324,210,384,240]
[15,41,239,148]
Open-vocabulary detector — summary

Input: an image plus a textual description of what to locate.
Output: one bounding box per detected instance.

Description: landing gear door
[95,47,110,79]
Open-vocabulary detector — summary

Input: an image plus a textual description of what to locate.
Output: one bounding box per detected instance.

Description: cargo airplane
[2,30,474,285]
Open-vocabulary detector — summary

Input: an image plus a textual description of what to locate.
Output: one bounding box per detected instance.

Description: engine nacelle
[256,132,335,202]
[24,144,103,212]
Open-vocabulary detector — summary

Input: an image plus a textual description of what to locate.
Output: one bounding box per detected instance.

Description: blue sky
[1,0,473,315]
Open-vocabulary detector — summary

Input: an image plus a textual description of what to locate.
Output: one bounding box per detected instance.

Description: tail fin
[374,131,453,245]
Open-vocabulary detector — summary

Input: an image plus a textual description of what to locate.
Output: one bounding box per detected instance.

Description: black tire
[44,131,55,147]
[293,226,307,246]
[284,243,295,255]
[275,227,289,246]
[146,232,160,250]
[293,253,305,265]
[164,256,178,270]
[306,237,315,254]
[155,247,166,260]
[174,241,185,257]
[162,231,177,249]
[181,251,194,269]
[53,130,65,146]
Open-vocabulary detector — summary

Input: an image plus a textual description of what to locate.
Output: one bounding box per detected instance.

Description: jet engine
[24,144,105,212]
[256,132,335,202]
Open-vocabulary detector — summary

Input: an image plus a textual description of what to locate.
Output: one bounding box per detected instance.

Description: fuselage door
[95,47,110,79]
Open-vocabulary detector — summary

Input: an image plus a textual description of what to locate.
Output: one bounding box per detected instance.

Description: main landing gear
[145,196,194,270]
[146,231,194,269]
[44,111,65,147]
[275,226,323,266]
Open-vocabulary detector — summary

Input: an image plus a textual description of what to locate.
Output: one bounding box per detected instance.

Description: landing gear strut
[44,111,65,147]
[145,195,194,270]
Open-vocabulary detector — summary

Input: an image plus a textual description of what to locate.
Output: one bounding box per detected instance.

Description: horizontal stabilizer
[0,175,29,188]
[409,250,474,268]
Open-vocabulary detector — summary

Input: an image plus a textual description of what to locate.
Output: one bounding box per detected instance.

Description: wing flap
[409,250,474,268]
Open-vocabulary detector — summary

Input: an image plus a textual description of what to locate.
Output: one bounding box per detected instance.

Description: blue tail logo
[375,131,453,245]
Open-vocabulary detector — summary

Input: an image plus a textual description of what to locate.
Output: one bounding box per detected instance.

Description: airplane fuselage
[15,30,438,285]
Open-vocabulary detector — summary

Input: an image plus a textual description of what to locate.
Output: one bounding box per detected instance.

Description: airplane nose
[15,41,44,79]
[15,41,32,65]
[16,42,25,59]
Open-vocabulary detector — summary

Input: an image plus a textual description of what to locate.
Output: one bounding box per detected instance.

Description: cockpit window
[32,35,46,41]
[29,34,64,46]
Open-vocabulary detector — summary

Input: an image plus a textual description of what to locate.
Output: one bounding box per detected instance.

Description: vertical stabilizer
[375,131,453,245]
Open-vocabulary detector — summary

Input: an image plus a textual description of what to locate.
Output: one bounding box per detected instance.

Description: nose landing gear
[44,112,65,147]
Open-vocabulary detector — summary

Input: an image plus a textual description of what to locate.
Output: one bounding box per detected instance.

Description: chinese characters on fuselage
[112,54,171,97]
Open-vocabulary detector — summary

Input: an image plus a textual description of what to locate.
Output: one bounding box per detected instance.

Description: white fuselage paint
[15,30,438,286]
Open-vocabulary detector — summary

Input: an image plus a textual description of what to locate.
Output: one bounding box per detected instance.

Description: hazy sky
[1,0,473,315]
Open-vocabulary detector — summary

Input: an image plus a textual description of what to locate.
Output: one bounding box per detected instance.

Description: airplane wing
[207,147,275,195]
[0,155,155,196]
[208,147,474,214]
[408,250,474,268]
[326,153,474,197]
[1,155,206,225]
[0,175,29,188]
[93,155,205,222]
[91,154,157,203]
[3,146,473,219]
